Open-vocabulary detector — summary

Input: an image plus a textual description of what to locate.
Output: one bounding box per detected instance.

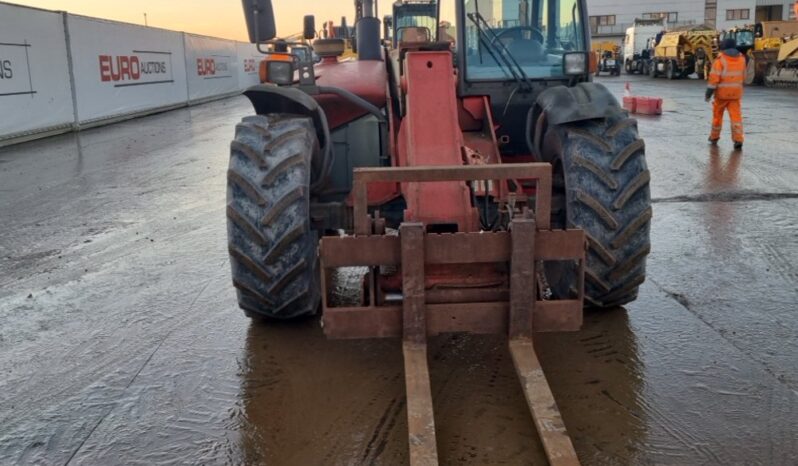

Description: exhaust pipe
[356,0,381,60]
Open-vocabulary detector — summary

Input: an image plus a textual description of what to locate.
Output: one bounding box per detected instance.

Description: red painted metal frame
[321,162,584,338]
[351,163,552,236]
[317,163,585,465]
[399,51,476,232]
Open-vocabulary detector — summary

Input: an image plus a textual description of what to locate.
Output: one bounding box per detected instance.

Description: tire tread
[227,114,320,320]
[544,112,651,308]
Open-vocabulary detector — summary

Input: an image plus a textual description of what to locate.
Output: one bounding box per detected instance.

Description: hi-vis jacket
[708,52,746,100]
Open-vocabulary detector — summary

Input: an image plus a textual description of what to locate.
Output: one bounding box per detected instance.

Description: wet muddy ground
[1,76,797,465]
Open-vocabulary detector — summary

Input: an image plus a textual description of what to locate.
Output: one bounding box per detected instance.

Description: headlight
[563,52,587,75]
[266,60,294,85]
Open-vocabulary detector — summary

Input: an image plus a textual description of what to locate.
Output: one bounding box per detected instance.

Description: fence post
[61,12,80,131]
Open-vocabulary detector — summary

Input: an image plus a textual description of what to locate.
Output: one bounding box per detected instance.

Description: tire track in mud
[308,267,408,465]
[651,276,794,387]
[0,202,229,463]
[428,334,545,465]
[63,277,217,464]
[633,398,725,465]
[238,320,407,466]
[359,395,405,464]
[318,368,407,465]
[758,242,798,293]
[629,284,798,464]
[0,240,221,411]
[66,287,249,465]
[357,335,488,464]
[553,322,647,465]
[0,273,227,465]
[536,306,759,465]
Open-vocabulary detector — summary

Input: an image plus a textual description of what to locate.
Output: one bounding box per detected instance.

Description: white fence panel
[236,42,262,89]
[0,5,256,146]
[67,15,188,124]
[184,34,240,102]
[0,4,74,141]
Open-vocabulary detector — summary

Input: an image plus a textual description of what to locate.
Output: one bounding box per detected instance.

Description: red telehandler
[229,1,651,463]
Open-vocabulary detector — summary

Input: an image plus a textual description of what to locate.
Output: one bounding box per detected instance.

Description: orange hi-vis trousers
[711,99,744,143]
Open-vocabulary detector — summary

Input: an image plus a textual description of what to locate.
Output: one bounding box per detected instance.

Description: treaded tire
[227,114,320,320]
[542,111,651,308]
[744,58,756,86]
[667,61,677,80]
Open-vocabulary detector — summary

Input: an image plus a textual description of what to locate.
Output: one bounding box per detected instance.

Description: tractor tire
[764,64,777,88]
[227,114,321,320]
[649,61,658,78]
[666,61,677,80]
[541,111,651,308]
[744,58,756,85]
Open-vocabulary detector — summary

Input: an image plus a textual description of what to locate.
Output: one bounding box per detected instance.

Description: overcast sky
[10,0,407,41]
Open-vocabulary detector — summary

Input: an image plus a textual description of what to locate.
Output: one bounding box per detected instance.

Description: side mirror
[304,15,316,40]
[241,0,276,43]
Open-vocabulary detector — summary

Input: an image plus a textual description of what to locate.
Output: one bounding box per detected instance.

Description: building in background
[588,0,797,42]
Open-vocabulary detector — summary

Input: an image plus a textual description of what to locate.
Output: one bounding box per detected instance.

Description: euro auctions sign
[195,56,233,78]
[0,41,35,97]
[98,51,174,87]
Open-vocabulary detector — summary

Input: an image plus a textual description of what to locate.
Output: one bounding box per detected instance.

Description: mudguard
[243,85,330,154]
[535,82,622,126]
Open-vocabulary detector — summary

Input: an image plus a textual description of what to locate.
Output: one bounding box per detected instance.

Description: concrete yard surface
[1,76,797,465]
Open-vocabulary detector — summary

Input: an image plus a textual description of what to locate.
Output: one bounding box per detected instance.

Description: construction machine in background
[683,29,715,78]
[718,26,756,55]
[623,18,665,74]
[593,41,621,76]
[718,26,757,84]
[764,37,798,87]
[716,21,798,85]
[651,28,716,79]
[383,14,393,45]
[322,17,357,59]
[752,21,798,84]
[754,21,798,50]
[390,0,439,47]
[232,0,651,463]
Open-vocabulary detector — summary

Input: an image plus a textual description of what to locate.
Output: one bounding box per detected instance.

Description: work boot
[734,142,743,150]
[708,138,719,145]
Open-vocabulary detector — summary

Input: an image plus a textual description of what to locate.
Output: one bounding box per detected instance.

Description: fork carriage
[320,164,584,465]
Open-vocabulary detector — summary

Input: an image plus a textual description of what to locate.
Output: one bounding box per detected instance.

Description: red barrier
[623,96,662,116]
[635,97,663,115]
[623,96,637,113]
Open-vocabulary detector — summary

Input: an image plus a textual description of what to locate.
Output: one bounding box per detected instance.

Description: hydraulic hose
[316,86,386,123]
[310,109,333,193]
